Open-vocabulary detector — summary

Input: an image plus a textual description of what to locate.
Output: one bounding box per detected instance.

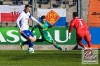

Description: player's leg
[26,30,35,53]
[36,39,44,42]
[76,35,86,49]
[20,41,28,50]
[84,31,92,57]
[21,30,35,52]
[52,41,62,51]
[22,40,29,45]
[84,31,92,49]
[21,30,34,50]
[20,40,34,48]
[45,36,62,51]
[87,41,92,49]
[27,40,34,47]
[29,36,36,42]
[20,32,30,50]
[27,30,35,46]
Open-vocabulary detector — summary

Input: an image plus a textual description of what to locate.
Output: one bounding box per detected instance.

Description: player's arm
[40,22,49,28]
[31,24,39,32]
[29,14,43,27]
[34,21,45,29]
[16,13,23,33]
[68,20,74,39]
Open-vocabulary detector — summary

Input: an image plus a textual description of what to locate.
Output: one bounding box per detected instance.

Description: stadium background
[0,0,99,66]
[0,0,100,50]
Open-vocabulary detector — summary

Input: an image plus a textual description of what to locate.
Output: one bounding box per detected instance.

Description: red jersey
[69,17,88,33]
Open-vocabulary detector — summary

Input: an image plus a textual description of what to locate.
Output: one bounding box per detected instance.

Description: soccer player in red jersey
[68,12,92,49]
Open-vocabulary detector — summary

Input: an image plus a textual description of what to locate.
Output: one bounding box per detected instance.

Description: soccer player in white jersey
[16,5,39,53]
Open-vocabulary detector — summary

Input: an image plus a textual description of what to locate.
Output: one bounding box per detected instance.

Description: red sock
[87,41,92,48]
[77,41,85,48]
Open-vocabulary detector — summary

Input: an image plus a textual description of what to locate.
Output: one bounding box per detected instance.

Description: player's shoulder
[74,18,84,22]
[19,10,24,15]
[70,18,79,24]
[27,12,30,14]
[76,17,83,21]
[45,22,49,25]
[70,19,75,23]
[77,18,85,22]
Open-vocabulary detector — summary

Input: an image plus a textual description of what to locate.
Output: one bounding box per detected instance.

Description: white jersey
[16,10,39,31]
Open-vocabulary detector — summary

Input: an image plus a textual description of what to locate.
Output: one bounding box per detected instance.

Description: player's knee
[29,36,36,42]
[77,40,80,44]
[32,38,36,42]
[77,40,79,43]
[53,42,56,45]
[76,39,81,43]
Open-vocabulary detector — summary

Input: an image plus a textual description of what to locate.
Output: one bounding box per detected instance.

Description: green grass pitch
[0,50,99,66]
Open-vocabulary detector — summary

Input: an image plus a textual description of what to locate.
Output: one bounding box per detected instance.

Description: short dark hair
[73,12,78,17]
[41,15,46,21]
[25,4,30,8]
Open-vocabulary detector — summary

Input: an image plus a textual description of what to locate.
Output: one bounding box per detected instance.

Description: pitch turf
[0,50,99,66]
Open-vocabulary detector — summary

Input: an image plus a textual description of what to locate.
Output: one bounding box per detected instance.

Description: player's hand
[38,22,43,27]
[20,29,22,34]
[68,32,71,40]
[35,21,40,24]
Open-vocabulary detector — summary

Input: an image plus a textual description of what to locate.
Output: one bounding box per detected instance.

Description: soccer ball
[28,47,34,53]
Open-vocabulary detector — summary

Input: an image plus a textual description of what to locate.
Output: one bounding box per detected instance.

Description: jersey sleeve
[41,22,48,28]
[31,24,39,32]
[69,20,74,33]
[29,14,39,23]
[16,12,23,29]
[33,24,39,29]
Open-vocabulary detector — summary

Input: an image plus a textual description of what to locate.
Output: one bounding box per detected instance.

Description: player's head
[24,4,31,13]
[73,12,78,18]
[41,15,46,23]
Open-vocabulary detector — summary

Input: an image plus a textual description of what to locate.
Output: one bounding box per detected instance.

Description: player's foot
[84,47,87,49]
[84,47,92,50]
[20,42,24,50]
[62,48,67,52]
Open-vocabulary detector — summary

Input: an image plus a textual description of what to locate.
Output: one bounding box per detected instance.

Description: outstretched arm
[29,14,39,23]
[30,15,43,27]
[31,24,39,32]
[68,20,74,39]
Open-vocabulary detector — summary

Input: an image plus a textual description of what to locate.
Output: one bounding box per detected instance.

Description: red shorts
[76,30,91,42]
